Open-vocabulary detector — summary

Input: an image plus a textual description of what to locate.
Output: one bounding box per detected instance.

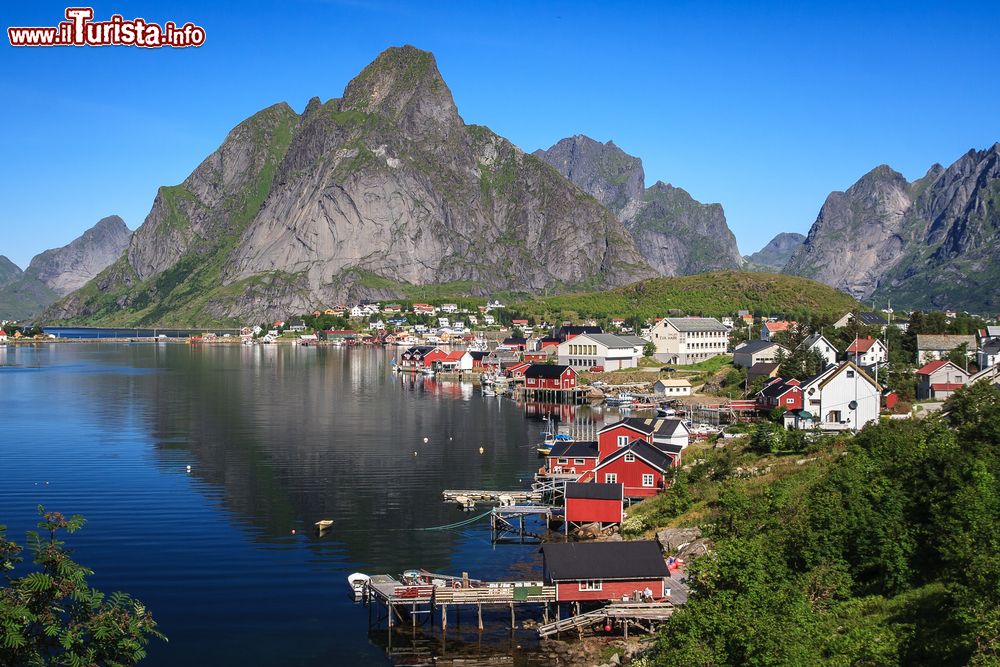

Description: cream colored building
[650,317,729,365]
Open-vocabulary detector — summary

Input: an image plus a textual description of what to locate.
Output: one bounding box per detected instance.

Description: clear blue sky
[2,1,999,268]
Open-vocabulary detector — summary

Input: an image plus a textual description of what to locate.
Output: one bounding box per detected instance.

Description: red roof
[444,350,468,361]
[847,337,879,353]
[765,321,794,332]
[916,360,950,375]
[931,383,964,391]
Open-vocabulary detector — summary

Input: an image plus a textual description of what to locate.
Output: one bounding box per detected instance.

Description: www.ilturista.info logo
[8,7,205,48]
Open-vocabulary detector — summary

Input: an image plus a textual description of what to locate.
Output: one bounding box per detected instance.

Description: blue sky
[2,0,998,268]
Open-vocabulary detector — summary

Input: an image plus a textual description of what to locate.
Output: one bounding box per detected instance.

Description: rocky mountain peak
[341,45,461,136]
[744,232,806,271]
[25,215,132,296]
[534,135,644,212]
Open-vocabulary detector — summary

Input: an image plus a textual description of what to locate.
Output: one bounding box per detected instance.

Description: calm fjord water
[0,344,571,665]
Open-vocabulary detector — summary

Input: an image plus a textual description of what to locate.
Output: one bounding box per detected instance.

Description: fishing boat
[421,366,436,376]
[605,392,636,407]
[347,572,370,600]
[535,422,574,456]
[482,386,497,397]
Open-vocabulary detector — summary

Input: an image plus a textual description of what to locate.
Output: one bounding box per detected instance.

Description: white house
[653,378,692,397]
[798,333,838,368]
[650,317,729,365]
[798,362,881,432]
[350,306,364,319]
[979,339,1000,370]
[761,320,795,342]
[846,336,887,367]
[440,303,459,314]
[916,334,976,363]
[368,319,386,331]
[733,340,787,369]
[558,333,643,371]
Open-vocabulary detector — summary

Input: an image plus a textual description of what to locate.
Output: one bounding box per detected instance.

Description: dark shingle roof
[565,482,622,500]
[736,340,783,354]
[857,312,888,326]
[525,364,573,379]
[598,439,673,471]
[549,441,599,459]
[541,541,668,582]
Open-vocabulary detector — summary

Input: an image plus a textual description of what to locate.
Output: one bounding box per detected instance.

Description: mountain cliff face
[0,256,57,321]
[534,135,742,276]
[744,232,805,271]
[26,215,132,295]
[785,144,1000,311]
[46,47,653,325]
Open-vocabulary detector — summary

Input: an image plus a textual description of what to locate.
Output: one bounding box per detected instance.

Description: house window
[642,474,655,487]
[616,435,629,447]
[604,473,618,484]
[786,398,795,404]
[624,453,635,462]
[578,580,602,591]
[827,411,842,423]
[846,370,855,378]
[574,458,586,465]
[557,458,568,465]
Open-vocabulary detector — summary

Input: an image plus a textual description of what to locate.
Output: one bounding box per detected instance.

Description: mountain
[0,216,130,321]
[25,215,132,295]
[45,46,654,326]
[0,256,57,321]
[785,143,1000,311]
[744,232,805,271]
[534,135,743,276]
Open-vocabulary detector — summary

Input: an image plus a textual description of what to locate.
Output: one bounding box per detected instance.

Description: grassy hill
[510,270,859,321]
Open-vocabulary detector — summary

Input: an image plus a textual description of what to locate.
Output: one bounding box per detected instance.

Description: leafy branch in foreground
[0,506,166,666]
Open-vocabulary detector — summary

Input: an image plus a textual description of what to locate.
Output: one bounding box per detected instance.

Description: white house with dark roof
[799,361,881,431]
[798,333,838,368]
[650,317,729,365]
[916,334,976,364]
[733,340,787,369]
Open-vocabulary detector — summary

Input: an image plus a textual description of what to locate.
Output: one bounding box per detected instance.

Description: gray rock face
[786,144,1000,311]
[47,46,654,325]
[26,216,132,295]
[533,135,644,213]
[0,255,57,321]
[744,232,806,271]
[534,136,742,276]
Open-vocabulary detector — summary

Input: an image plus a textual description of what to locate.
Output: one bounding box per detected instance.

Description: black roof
[525,364,573,378]
[748,362,780,377]
[656,443,684,456]
[556,325,603,340]
[759,378,798,399]
[600,418,653,435]
[598,439,673,472]
[857,312,888,326]
[541,541,668,582]
[565,482,622,501]
[469,350,489,360]
[549,441,599,459]
[502,337,528,345]
[736,339,782,354]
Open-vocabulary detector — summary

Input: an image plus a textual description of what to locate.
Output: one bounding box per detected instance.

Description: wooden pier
[442,489,543,504]
[536,602,675,638]
[490,504,562,543]
[362,571,557,633]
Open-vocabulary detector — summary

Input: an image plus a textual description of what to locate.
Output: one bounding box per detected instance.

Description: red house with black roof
[541,541,670,602]
[547,441,599,476]
[592,439,673,497]
[524,364,577,390]
[564,482,623,528]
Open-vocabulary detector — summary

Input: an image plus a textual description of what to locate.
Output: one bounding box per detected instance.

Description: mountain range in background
[744,232,805,271]
[0,216,131,320]
[534,135,743,276]
[3,45,997,325]
[785,143,1000,312]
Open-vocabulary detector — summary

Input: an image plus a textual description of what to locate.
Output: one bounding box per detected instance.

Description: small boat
[536,424,573,456]
[482,387,496,397]
[605,393,635,407]
[347,572,370,600]
[315,519,334,533]
[421,367,436,376]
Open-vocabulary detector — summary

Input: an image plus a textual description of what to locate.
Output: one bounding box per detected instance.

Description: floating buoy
[479,446,485,454]
[186,465,192,472]
[291,529,296,535]
[413,451,418,456]
[604,624,612,633]
[423,437,428,443]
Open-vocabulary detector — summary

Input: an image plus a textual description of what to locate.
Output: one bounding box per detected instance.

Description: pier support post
[388,603,393,628]
[510,602,515,630]
[477,603,484,631]
[442,604,447,630]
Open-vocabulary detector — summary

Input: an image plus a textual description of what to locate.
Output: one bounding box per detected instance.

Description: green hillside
[511,270,859,320]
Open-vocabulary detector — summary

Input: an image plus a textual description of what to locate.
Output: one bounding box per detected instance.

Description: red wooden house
[597,420,655,460]
[524,364,577,390]
[469,350,488,369]
[592,440,674,497]
[546,441,599,476]
[756,377,802,411]
[564,482,623,528]
[506,361,531,380]
[541,541,670,602]
[399,346,444,370]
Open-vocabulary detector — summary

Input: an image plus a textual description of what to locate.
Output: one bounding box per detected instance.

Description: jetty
[442,489,542,504]
[536,602,675,638]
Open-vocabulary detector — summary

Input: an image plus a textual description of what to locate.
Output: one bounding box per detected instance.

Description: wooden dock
[442,489,543,504]
[362,571,557,632]
[490,504,562,543]
[536,602,674,638]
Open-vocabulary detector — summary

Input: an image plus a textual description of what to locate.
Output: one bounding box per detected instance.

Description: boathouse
[564,482,623,528]
[524,364,577,390]
[540,541,670,602]
[400,346,443,370]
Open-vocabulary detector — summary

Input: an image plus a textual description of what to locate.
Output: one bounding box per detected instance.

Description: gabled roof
[847,336,882,353]
[764,321,794,333]
[736,340,784,354]
[747,362,780,378]
[983,339,1000,354]
[799,333,837,352]
[564,333,641,349]
[550,441,599,459]
[812,361,880,392]
[759,378,801,399]
[600,418,654,436]
[856,312,888,326]
[596,439,673,472]
[502,337,528,345]
[603,417,688,439]
[525,364,574,379]
[662,317,727,332]
[565,482,622,500]
[617,335,649,347]
[541,541,668,582]
[443,350,470,361]
[916,359,963,375]
[557,325,603,337]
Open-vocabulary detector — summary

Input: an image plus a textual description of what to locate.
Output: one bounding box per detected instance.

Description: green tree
[0,508,165,666]
[643,341,656,358]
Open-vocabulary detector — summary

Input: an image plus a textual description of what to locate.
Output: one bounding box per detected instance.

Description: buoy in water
[423,437,428,443]
[479,446,485,454]
[413,451,418,456]
[186,465,192,472]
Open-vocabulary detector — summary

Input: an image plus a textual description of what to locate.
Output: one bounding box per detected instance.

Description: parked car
[660,366,675,372]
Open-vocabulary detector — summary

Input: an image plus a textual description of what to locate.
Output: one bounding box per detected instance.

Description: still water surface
[0,343,611,665]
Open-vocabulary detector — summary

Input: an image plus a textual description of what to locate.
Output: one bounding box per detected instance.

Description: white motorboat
[347,572,370,600]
